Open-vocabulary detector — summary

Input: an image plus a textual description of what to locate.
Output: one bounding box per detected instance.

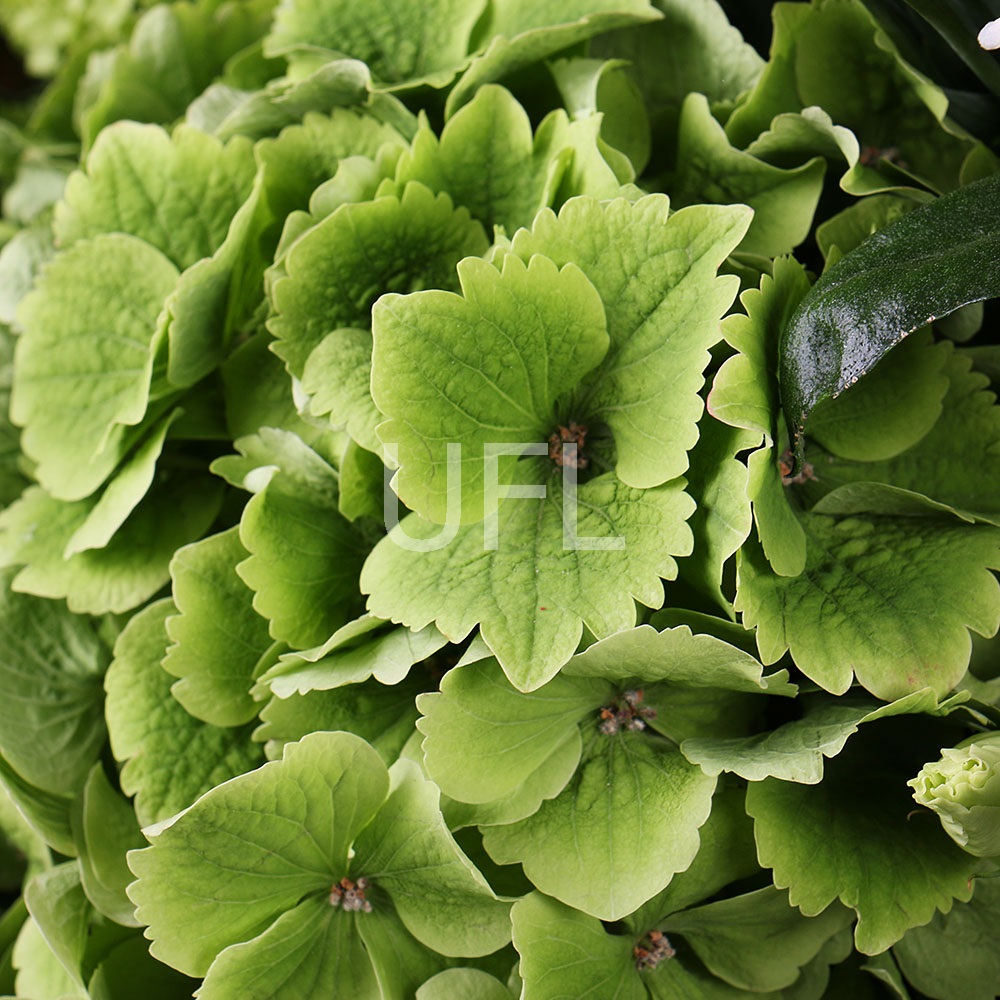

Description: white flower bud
[979,18,1000,50]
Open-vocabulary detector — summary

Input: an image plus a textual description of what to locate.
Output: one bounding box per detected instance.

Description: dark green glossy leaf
[780,174,1000,453]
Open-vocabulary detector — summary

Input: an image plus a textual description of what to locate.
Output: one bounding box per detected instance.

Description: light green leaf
[267,0,486,87]
[805,328,951,461]
[12,913,86,1000]
[511,892,643,1000]
[418,657,601,805]
[363,471,694,691]
[0,569,107,796]
[71,765,143,928]
[12,234,179,502]
[724,0,972,194]
[681,689,965,784]
[355,905,449,1000]
[354,759,511,957]
[678,415,756,611]
[708,257,814,580]
[128,731,389,976]
[590,0,763,167]
[2,474,223,615]
[814,193,922,263]
[565,623,793,694]
[506,195,752,490]
[203,59,378,142]
[671,93,826,258]
[737,515,1000,699]
[372,253,608,524]
[255,677,422,764]
[662,888,852,992]
[623,780,758,930]
[389,85,568,233]
[801,350,1000,524]
[447,0,662,115]
[77,0,274,146]
[163,527,274,727]
[63,410,181,557]
[417,968,513,1000]
[0,755,75,858]
[260,617,448,696]
[255,109,407,222]
[236,433,367,648]
[104,600,265,827]
[545,58,650,176]
[56,123,256,272]
[270,180,488,433]
[892,878,1000,1000]
[483,733,716,919]
[746,719,980,954]
[196,898,380,1000]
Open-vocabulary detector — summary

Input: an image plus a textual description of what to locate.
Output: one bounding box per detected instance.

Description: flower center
[598,689,656,734]
[329,876,373,912]
[548,422,588,469]
[633,930,675,971]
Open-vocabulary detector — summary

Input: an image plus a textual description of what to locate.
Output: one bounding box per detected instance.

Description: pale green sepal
[746,732,981,955]
[0,568,107,797]
[362,472,694,692]
[236,432,367,649]
[672,93,826,258]
[737,516,1000,700]
[2,475,223,615]
[354,758,512,957]
[55,123,256,272]
[105,600,265,827]
[416,968,513,1000]
[372,253,608,526]
[507,195,752,490]
[12,234,179,502]
[127,731,389,977]
[266,0,485,88]
[893,879,1000,1000]
[71,765,143,928]
[446,1,662,116]
[260,615,448,697]
[196,899,380,1000]
[417,658,600,805]
[661,887,853,992]
[682,689,968,784]
[482,734,716,920]
[163,526,274,727]
[512,892,643,1000]
[64,409,181,557]
[564,623,795,695]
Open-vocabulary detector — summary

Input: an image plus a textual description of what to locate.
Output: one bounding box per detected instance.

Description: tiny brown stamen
[548,422,588,469]
[778,449,816,486]
[634,930,675,971]
[598,688,657,735]
[329,876,373,912]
